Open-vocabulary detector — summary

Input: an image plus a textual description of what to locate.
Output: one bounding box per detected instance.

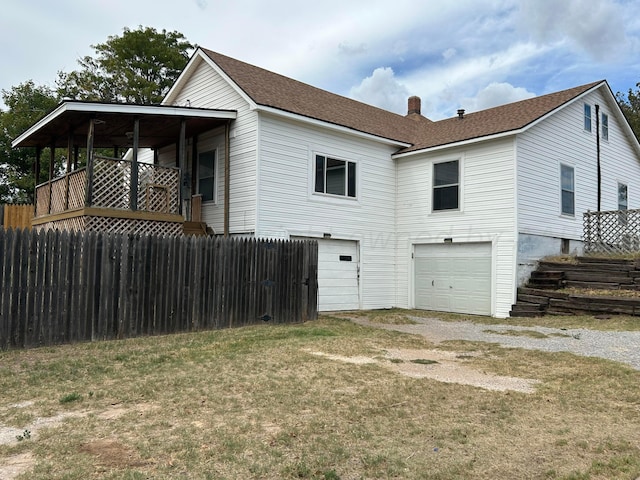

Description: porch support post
[34,146,41,189]
[224,121,230,237]
[130,117,139,211]
[73,145,79,170]
[48,142,55,214]
[65,131,73,210]
[178,118,186,215]
[66,131,73,174]
[85,118,95,206]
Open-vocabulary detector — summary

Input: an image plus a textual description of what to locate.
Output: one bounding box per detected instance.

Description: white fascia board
[12,102,68,147]
[58,101,236,119]
[393,130,518,159]
[255,105,412,148]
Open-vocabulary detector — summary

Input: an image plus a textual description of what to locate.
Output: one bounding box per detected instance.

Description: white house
[155,48,640,317]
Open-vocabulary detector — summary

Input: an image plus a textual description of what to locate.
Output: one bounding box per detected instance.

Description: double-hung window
[561,164,575,216]
[198,150,216,202]
[433,160,459,211]
[314,155,356,198]
[602,113,609,140]
[584,104,592,132]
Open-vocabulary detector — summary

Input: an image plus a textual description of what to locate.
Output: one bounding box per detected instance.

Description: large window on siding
[433,160,459,211]
[314,155,356,198]
[198,150,216,202]
[561,164,575,216]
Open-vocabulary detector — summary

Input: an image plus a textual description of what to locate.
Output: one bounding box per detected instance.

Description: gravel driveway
[350,316,640,371]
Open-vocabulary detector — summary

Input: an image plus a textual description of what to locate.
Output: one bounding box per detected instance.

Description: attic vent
[457,109,465,119]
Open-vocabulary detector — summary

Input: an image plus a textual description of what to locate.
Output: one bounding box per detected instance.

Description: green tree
[57,26,194,104]
[616,84,640,141]
[0,81,60,203]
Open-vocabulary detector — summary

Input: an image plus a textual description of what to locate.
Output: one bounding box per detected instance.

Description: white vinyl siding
[396,138,517,318]
[518,89,640,240]
[169,58,258,234]
[256,113,398,310]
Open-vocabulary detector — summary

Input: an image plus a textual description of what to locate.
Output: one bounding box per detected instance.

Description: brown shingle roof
[202,49,419,144]
[201,49,602,154]
[403,81,603,153]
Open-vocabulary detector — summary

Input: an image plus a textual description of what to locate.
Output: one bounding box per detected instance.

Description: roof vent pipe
[457,109,465,119]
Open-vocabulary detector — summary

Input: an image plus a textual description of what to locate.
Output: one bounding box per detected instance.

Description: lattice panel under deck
[34,216,182,236]
[33,216,88,233]
[85,216,182,236]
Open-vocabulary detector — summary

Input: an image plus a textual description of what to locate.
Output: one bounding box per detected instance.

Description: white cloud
[349,67,410,114]
[463,82,536,112]
[442,48,457,61]
[518,0,629,61]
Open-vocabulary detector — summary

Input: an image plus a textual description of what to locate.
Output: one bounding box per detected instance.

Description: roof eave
[255,105,413,148]
[392,130,520,158]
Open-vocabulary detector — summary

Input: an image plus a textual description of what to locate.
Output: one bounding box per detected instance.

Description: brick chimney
[407,96,421,115]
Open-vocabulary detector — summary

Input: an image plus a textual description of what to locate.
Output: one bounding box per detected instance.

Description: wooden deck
[33,156,185,236]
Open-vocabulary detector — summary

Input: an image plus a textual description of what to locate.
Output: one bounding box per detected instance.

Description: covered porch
[12,101,236,236]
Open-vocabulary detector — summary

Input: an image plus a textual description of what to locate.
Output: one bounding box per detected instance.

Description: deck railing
[35,157,180,217]
[583,208,640,254]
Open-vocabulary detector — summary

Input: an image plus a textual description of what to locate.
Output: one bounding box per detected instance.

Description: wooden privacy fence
[1,204,33,230]
[584,208,640,255]
[0,229,318,350]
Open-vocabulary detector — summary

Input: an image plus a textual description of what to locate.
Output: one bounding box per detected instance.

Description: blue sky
[1,0,639,119]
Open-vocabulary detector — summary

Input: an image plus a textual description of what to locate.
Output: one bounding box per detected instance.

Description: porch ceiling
[12,101,237,150]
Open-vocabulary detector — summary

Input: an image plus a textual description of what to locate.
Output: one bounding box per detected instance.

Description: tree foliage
[616,84,640,141]
[0,81,60,203]
[57,26,194,104]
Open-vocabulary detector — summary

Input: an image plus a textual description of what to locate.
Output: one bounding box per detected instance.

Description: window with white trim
[314,155,356,198]
[198,150,216,202]
[561,164,575,216]
[433,160,459,211]
[584,104,592,132]
[602,113,609,140]
[618,182,628,210]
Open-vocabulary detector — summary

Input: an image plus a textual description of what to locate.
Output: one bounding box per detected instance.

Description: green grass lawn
[0,312,639,479]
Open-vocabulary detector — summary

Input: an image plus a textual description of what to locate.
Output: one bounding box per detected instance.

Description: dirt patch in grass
[78,439,149,468]
[307,348,540,393]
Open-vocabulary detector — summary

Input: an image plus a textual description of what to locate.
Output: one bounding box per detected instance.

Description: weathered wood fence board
[0,229,318,350]
[1,204,33,230]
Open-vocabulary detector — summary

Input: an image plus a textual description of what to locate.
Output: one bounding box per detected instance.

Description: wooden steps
[510,257,640,317]
[183,221,213,236]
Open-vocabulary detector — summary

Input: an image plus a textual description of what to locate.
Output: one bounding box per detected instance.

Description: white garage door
[414,242,492,315]
[295,238,359,311]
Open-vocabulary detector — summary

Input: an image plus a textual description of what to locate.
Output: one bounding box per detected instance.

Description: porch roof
[12,100,237,149]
